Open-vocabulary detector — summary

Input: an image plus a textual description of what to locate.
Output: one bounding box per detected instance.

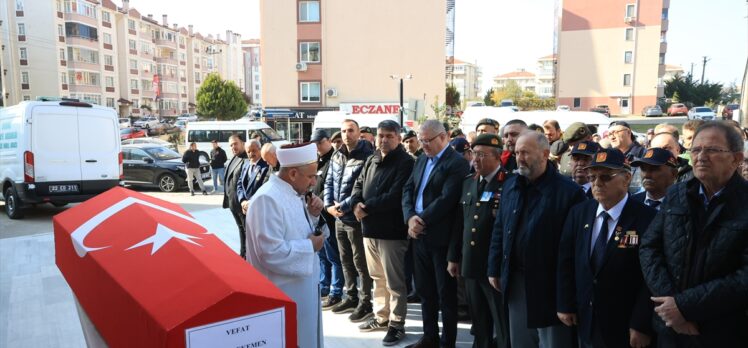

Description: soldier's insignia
[491,138,499,145]
[644,149,654,158]
[596,152,607,162]
[578,143,587,150]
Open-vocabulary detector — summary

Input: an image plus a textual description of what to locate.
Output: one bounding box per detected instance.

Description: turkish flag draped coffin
[54,187,297,348]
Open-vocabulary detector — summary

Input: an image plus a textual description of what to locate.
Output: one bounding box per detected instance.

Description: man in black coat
[402,120,470,348]
[640,121,748,347]
[209,140,227,192]
[487,131,585,348]
[351,120,414,345]
[569,140,600,199]
[222,134,248,258]
[499,119,527,173]
[449,133,509,348]
[182,142,208,196]
[630,147,679,210]
[557,148,655,348]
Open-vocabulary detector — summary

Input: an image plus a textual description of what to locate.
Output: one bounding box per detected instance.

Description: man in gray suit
[222,134,249,258]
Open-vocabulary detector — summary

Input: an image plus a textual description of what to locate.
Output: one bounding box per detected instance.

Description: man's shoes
[358,317,388,332]
[190,191,195,196]
[407,292,421,303]
[320,287,330,299]
[404,335,438,348]
[457,305,471,322]
[348,302,373,322]
[330,297,358,314]
[382,326,406,346]
[321,296,341,310]
[202,190,208,195]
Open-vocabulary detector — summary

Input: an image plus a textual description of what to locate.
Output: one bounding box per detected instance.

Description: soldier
[403,130,423,159]
[448,134,509,348]
[476,118,500,135]
[557,122,593,177]
[569,141,601,199]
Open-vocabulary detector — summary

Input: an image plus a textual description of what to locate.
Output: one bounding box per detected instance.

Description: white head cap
[277,143,318,168]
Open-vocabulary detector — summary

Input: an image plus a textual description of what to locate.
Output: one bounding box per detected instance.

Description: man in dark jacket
[182,142,208,196]
[351,120,414,345]
[557,148,655,348]
[402,120,470,348]
[630,147,679,210]
[324,119,375,321]
[649,131,694,183]
[449,133,509,348]
[488,131,585,348]
[500,119,527,173]
[640,121,748,347]
[569,140,601,199]
[209,140,227,192]
[237,139,271,215]
[222,134,248,257]
[403,130,423,158]
[311,129,344,309]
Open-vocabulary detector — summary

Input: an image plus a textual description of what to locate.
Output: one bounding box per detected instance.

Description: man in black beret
[360,126,376,147]
[402,130,423,159]
[569,141,601,199]
[476,118,500,135]
[630,147,678,210]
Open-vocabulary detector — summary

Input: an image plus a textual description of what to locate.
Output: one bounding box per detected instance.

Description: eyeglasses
[690,146,733,156]
[608,128,629,137]
[474,151,491,159]
[586,172,624,183]
[418,132,444,145]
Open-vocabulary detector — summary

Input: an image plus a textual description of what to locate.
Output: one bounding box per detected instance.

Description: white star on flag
[127,224,202,255]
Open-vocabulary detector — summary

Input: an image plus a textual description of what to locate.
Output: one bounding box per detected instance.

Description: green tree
[483,88,496,106]
[196,73,248,120]
[446,84,461,108]
[491,80,523,105]
[515,90,556,111]
[664,74,723,107]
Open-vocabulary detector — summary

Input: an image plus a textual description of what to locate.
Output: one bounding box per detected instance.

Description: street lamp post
[390,74,412,126]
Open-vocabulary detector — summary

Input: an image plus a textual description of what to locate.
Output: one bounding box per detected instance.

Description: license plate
[49,184,79,193]
[201,173,211,180]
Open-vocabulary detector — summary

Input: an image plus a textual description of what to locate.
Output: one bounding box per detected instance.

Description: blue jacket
[324,140,374,223]
[488,163,586,328]
[237,159,270,205]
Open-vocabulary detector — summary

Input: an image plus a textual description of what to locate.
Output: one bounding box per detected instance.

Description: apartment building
[492,55,557,99]
[0,0,243,117]
[260,0,445,117]
[242,39,261,107]
[446,57,482,102]
[557,0,670,115]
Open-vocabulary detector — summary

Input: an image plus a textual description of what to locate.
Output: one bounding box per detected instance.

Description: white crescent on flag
[70,197,207,257]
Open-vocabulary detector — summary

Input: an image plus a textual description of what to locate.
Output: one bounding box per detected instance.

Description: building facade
[242,39,261,108]
[556,0,670,115]
[492,55,557,99]
[446,57,482,102]
[259,0,445,117]
[0,0,243,117]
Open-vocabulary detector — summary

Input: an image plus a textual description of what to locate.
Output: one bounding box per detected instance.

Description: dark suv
[121,144,211,192]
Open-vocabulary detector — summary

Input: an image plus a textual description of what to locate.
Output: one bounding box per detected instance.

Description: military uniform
[452,134,509,348]
[558,122,592,177]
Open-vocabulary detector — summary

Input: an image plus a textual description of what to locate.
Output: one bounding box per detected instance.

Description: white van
[460,110,611,136]
[0,101,122,219]
[186,120,291,161]
[312,111,399,137]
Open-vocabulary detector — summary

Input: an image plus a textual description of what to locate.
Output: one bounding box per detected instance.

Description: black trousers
[465,277,508,348]
[230,206,246,258]
[335,220,372,302]
[413,239,457,347]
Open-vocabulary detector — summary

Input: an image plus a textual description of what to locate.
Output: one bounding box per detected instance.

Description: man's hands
[488,277,501,292]
[353,203,368,221]
[652,296,687,328]
[241,200,249,214]
[672,321,700,336]
[557,312,577,327]
[629,329,651,348]
[309,233,325,252]
[326,201,344,218]
[306,195,324,217]
[408,216,426,239]
[447,261,460,278]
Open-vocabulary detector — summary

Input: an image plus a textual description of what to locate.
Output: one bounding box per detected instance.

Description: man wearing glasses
[640,121,748,346]
[557,148,656,348]
[607,121,645,162]
[402,120,470,348]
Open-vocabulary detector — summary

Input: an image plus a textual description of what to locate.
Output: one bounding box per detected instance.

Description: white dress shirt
[590,194,628,256]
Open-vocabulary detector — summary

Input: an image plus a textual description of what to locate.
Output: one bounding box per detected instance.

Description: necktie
[646,199,661,209]
[477,179,488,194]
[591,211,610,273]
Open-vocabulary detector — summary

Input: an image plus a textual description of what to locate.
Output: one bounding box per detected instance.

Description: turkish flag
[54,187,297,347]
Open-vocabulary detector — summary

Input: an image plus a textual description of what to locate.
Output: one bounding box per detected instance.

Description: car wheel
[158,174,177,192]
[4,186,24,219]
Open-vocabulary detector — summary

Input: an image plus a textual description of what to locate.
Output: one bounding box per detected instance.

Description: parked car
[121,137,177,151]
[667,103,688,116]
[121,144,211,192]
[147,120,176,136]
[174,120,188,131]
[687,106,717,121]
[556,105,570,111]
[133,116,159,129]
[722,103,739,120]
[120,127,146,140]
[119,118,131,129]
[641,105,663,117]
[177,114,198,122]
[590,105,610,117]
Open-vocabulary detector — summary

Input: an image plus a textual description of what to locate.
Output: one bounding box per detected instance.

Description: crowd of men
[215,115,748,348]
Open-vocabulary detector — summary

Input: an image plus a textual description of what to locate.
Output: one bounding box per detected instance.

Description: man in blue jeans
[210,140,227,193]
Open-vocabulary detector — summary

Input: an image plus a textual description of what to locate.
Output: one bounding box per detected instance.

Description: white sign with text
[185,308,285,348]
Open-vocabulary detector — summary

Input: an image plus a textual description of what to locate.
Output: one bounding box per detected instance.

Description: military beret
[471,133,502,149]
[476,118,500,131]
[562,122,591,143]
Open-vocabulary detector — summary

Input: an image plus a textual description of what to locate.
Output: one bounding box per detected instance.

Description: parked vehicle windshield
[144,146,180,160]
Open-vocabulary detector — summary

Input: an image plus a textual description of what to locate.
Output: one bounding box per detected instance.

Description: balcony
[64,12,97,26]
[160,73,178,82]
[68,61,100,71]
[66,36,98,49]
[155,39,177,49]
[155,56,178,65]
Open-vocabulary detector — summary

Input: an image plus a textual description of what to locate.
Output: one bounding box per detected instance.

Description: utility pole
[689,62,695,77]
[700,56,710,84]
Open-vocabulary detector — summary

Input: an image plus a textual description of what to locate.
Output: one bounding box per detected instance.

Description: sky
[125,0,746,94]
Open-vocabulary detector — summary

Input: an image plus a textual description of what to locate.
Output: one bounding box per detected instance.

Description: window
[64,0,96,18]
[141,80,153,91]
[68,47,99,64]
[659,53,666,65]
[573,97,581,108]
[624,51,632,64]
[60,48,66,61]
[129,39,137,51]
[128,19,136,31]
[65,22,98,40]
[21,71,29,84]
[621,99,629,108]
[625,28,633,41]
[130,79,138,90]
[254,75,259,82]
[104,55,113,66]
[61,72,67,85]
[661,8,668,20]
[299,1,320,22]
[132,100,139,108]
[103,32,111,44]
[623,74,631,86]
[300,82,321,103]
[102,11,110,23]
[255,93,260,100]
[23,95,31,101]
[254,85,259,91]
[660,31,667,43]
[18,23,25,35]
[299,42,320,63]
[106,97,115,108]
[625,4,636,18]
[194,72,200,81]
[129,59,138,70]
[105,76,114,88]
[19,47,27,60]
[58,24,64,37]
[15,0,23,11]
[69,71,100,86]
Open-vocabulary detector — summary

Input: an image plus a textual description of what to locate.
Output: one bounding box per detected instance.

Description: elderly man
[649,132,693,183]
[222,134,248,257]
[488,131,585,348]
[630,148,679,210]
[261,143,279,171]
[450,133,509,348]
[640,121,748,346]
[501,119,528,173]
[402,120,470,348]
[557,148,656,348]
[569,140,601,199]
[476,118,500,135]
[351,120,414,345]
[245,143,327,348]
[236,139,271,259]
[557,123,593,176]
